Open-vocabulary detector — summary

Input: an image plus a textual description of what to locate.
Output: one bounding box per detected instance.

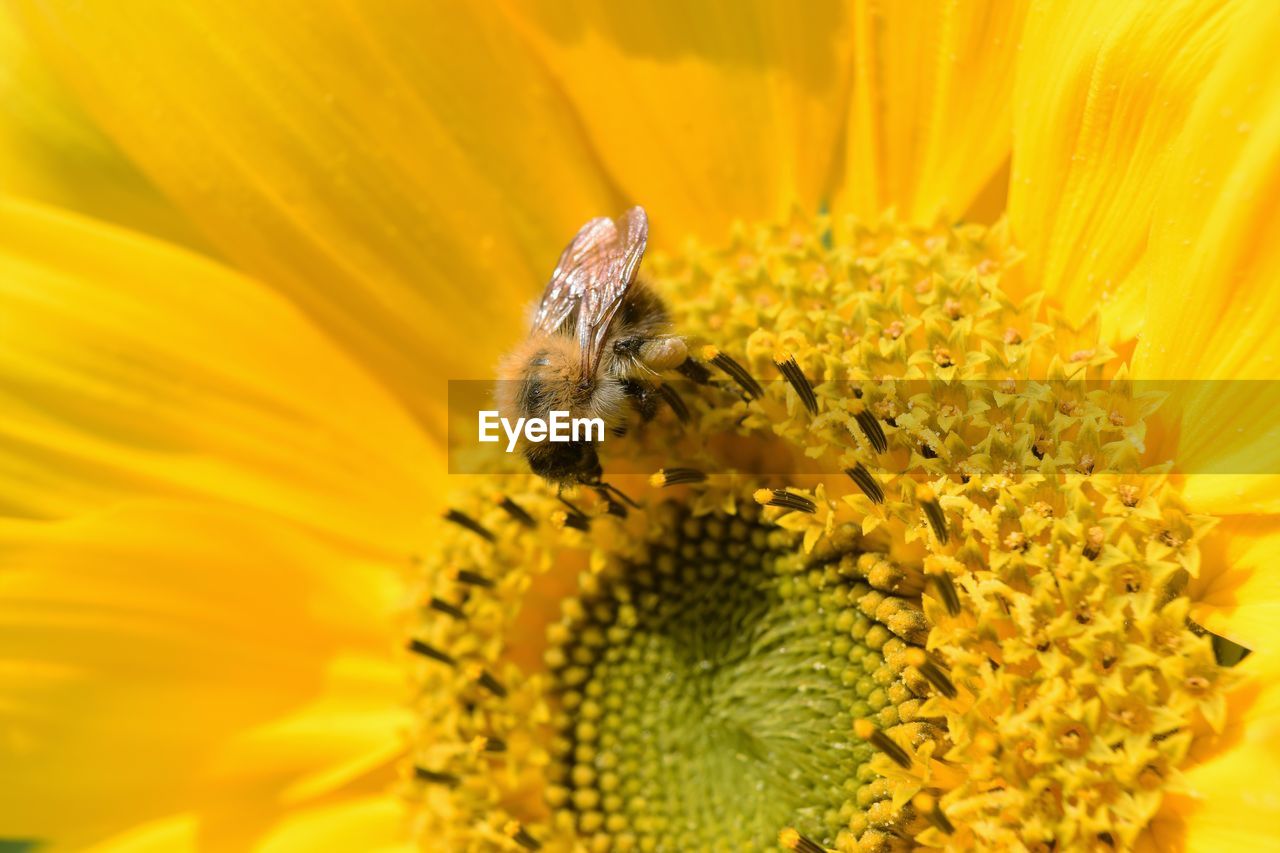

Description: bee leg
[619,377,661,423]
[612,337,645,358]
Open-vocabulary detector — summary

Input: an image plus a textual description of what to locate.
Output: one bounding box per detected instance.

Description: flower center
[409,214,1244,852]
[545,503,914,848]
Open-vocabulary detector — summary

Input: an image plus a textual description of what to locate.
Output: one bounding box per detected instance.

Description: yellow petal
[0,197,436,549]
[1008,0,1239,327]
[256,795,410,853]
[1123,1,1280,513]
[85,795,410,853]
[1192,516,1280,653]
[837,0,1028,224]
[1133,0,1280,380]
[13,0,622,431]
[504,0,852,238]
[1174,653,1280,851]
[0,502,407,848]
[0,6,204,250]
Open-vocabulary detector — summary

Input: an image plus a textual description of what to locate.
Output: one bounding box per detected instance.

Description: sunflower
[2,0,1279,850]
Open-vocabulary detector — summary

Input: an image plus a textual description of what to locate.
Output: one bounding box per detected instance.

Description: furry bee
[496,206,687,485]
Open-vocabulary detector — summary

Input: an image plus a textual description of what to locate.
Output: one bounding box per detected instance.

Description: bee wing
[532,207,649,377]
[531,215,615,337]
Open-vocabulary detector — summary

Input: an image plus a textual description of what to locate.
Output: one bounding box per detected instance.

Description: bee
[496,206,688,485]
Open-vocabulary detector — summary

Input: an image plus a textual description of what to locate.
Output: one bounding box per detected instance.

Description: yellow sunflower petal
[84,795,410,853]
[1124,1,1280,514]
[0,502,407,847]
[1132,0,1280,380]
[256,795,410,853]
[1191,516,1280,652]
[0,6,204,250]
[503,0,852,238]
[13,0,621,430]
[1173,653,1280,851]
[0,197,436,548]
[1008,0,1239,327]
[838,0,1028,223]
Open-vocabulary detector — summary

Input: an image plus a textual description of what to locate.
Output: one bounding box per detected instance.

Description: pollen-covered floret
[406,214,1236,852]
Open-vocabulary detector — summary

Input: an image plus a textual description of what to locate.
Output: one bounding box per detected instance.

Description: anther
[845,463,885,504]
[1084,525,1105,561]
[413,766,460,787]
[472,735,507,753]
[495,496,535,528]
[551,510,590,532]
[676,356,713,385]
[553,497,590,531]
[656,382,690,424]
[593,487,628,518]
[779,827,828,853]
[701,345,763,399]
[472,667,509,698]
[407,638,456,667]
[453,568,496,588]
[854,719,913,769]
[851,402,888,453]
[443,508,494,542]
[428,596,465,620]
[650,467,708,487]
[505,822,542,851]
[917,487,949,545]
[912,793,955,834]
[905,649,958,699]
[754,488,817,514]
[773,351,818,414]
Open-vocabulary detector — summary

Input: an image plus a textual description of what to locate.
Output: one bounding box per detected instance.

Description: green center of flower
[546,504,908,849]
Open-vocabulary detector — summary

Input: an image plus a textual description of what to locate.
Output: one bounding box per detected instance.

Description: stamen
[918,487,949,545]
[1083,525,1105,561]
[453,568,496,588]
[854,719,912,768]
[851,402,888,453]
[650,467,709,487]
[593,488,628,518]
[656,382,690,424]
[428,596,465,619]
[912,793,955,834]
[551,510,590,532]
[779,827,828,853]
[754,488,817,514]
[845,463,885,504]
[471,735,507,753]
[701,345,763,400]
[495,495,535,528]
[407,638,456,667]
[413,766,460,787]
[553,497,591,531]
[505,822,543,851]
[471,666,509,698]
[443,509,494,542]
[927,570,962,617]
[905,649,958,699]
[676,356,713,385]
[773,351,818,414]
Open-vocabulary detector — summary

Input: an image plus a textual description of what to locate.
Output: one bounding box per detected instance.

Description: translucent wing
[531,207,649,377]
